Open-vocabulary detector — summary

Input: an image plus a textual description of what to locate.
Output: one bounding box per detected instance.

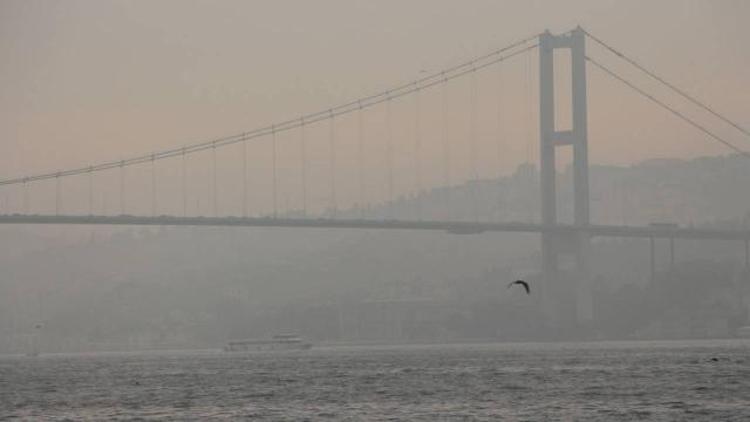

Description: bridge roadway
[1,214,749,241]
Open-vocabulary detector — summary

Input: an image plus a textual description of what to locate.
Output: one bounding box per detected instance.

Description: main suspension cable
[584,29,750,140]
[0,37,539,187]
[587,56,750,160]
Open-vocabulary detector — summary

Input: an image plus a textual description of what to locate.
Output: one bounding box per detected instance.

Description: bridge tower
[538,27,593,328]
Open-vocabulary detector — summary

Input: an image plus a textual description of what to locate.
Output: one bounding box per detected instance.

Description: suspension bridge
[2,27,749,326]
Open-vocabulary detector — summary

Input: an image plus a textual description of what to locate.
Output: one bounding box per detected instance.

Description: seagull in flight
[507,280,530,294]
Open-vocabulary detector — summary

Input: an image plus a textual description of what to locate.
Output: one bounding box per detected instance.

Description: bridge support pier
[650,237,656,285]
[538,27,592,328]
[745,240,749,283]
[669,237,675,274]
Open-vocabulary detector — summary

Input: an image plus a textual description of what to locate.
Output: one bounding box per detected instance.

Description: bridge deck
[1,214,748,241]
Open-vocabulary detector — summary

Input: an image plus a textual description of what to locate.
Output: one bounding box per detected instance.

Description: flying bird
[507,280,530,294]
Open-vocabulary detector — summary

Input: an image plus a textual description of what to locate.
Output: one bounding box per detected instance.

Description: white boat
[224,334,312,352]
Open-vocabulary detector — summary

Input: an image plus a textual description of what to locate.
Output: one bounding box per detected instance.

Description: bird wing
[507,280,530,294]
[519,281,530,294]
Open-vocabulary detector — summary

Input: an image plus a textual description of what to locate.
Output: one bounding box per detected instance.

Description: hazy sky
[1,0,748,215]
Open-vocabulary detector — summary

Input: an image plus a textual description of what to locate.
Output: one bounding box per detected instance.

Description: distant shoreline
[3,337,749,358]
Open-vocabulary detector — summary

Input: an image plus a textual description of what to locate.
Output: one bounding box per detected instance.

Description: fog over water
[1,1,750,420]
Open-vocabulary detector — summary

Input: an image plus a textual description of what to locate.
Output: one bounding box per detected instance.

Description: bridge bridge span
[2,26,750,328]
[1,214,749,241]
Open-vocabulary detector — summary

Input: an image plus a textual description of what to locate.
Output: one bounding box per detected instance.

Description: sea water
[2,340,749,420]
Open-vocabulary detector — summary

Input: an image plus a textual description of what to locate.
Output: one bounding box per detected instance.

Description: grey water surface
[2,340,749,421]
